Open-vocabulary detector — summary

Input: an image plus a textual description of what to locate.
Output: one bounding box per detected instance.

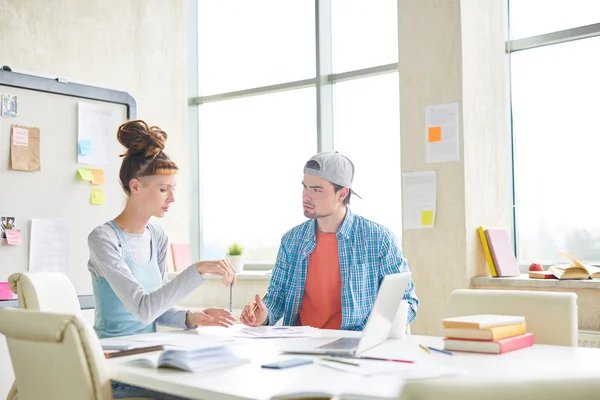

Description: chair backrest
[0,308,112,400]
[399,378,600,400]
[444,289,578,346]
[8,272,81,315]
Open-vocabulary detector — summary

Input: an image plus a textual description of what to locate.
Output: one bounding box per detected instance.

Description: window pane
[511,37,600,264]
[331,0,398,73]
[510,0,600,40]
[198,1,315,95]
[333,73,401,240]
[200,88,317,262]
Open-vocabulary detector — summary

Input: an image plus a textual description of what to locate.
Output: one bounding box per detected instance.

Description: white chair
[8,271,82,315]
[0,308,148,400]
[399,378,600,400]
[4,272,83,400]
[444,289,578,346]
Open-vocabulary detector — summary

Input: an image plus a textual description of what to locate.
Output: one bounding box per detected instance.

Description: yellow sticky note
[421,210,434,226]
[91,169,105,185]
[77,168,93,181]
[428,126,442,142]
[91,188,105,205]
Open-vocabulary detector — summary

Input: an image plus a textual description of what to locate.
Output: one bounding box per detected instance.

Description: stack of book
[442,314,534,354]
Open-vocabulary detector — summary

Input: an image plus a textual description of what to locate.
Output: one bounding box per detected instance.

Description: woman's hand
[194,259,236,286]
[186,308,236,328]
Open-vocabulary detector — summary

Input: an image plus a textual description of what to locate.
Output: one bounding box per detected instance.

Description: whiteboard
[0,71,134,296]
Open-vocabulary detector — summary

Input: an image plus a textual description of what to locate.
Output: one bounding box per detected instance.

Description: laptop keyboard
[317,337,360,350]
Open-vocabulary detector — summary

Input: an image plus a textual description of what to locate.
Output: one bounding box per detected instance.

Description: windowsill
[472,273,600,290]
[168,270,272,281]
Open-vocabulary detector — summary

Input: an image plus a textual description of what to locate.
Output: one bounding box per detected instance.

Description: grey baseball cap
[303,151,362,199]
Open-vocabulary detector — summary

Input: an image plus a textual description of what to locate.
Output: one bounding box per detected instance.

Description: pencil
[323,357,360,367]
[428,346,452,356]
[419,344,431,353]
[104,345,164,359]
[252,292,267,312]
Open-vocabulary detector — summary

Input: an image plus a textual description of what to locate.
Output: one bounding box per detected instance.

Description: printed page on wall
[425,102,460,163]
[29,218,70,275]
[402,171,437,229]
[77,102,119,165]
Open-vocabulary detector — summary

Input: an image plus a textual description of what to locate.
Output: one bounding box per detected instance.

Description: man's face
[302,173,343,219]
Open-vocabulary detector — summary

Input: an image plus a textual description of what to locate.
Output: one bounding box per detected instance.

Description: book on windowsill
[443,323,527,341]
[546,252,600,280]
[528,270,558,279]
[443,332,534,354]
[442,314,526,330]
[128,345,249,373]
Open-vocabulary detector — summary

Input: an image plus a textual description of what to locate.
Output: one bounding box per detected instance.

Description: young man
[240,151,418,331]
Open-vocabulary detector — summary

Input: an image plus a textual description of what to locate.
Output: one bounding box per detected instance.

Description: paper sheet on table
[235,326,318,338]
[317,358,461,379]
[402,171,436,229]
[29,218,69,274]
[426,102,460,163]
[124,332,237,349]
[77,102,119,165]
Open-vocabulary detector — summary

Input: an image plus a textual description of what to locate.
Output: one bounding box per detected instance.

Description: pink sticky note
[0,282,13,300]
[5,229,22,245]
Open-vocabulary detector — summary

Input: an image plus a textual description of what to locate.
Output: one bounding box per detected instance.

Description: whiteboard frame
[0,67,137,309]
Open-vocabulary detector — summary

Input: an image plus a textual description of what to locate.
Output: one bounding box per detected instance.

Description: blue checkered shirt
[264,208,418,331]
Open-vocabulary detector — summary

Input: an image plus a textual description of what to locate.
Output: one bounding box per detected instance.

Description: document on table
[235,326,318,338]
[103,332,237,349]
[317,358,461,379]
[402,171,437,229]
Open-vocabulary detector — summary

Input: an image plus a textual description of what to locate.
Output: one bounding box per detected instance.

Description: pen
[104,345,164,359]
[428,346,452,356]
[229,284,233,313]
[252,292,267,312]
[419,344,431,353]
[358,356,414,364]
[323,357,360,367]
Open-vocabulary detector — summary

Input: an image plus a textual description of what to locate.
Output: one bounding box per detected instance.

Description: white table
[106,327,600,400]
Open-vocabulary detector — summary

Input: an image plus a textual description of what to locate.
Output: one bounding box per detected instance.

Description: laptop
[280,272,411,356]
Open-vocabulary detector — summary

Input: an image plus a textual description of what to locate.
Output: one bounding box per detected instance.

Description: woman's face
[129,174,178,218]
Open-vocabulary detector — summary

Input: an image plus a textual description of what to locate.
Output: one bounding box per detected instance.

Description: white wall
[0,0,188,396]
[399,0,511,335]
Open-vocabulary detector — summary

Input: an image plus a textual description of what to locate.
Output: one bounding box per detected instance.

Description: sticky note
[421,210,434,226]
[91,188,105,205]
[77,168,93,181]
[78,140,92,156]
[12,127,28,146]
[0,282,13,300]
[428,126,442,143]
[4,229,22,245]
[91,169,105,185]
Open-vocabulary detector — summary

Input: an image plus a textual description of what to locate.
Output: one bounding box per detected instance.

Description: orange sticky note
[428,126,442,142]
[91,169,105,185]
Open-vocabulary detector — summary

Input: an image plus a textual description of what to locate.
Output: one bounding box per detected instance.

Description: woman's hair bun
[117,120,167,158]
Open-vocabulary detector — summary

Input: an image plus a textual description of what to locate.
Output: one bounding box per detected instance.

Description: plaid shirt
[264,208,418,331]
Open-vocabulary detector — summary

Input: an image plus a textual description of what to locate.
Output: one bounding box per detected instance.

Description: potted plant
[226,242,244,273]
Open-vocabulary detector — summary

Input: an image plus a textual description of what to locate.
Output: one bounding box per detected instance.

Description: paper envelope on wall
[10,125,41,172]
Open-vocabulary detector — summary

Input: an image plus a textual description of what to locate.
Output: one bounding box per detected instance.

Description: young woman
[88,120,235,399]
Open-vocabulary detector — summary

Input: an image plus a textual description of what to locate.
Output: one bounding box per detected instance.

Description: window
[334,73,401,239]
[509,2,600,265]
[200,89,316,261]
[509,0,600,40]
[192,0,401,264]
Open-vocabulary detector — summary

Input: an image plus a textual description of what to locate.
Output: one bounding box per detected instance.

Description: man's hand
[194,259,237,286]
[240,294,268,327]
[186,308,236,328]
